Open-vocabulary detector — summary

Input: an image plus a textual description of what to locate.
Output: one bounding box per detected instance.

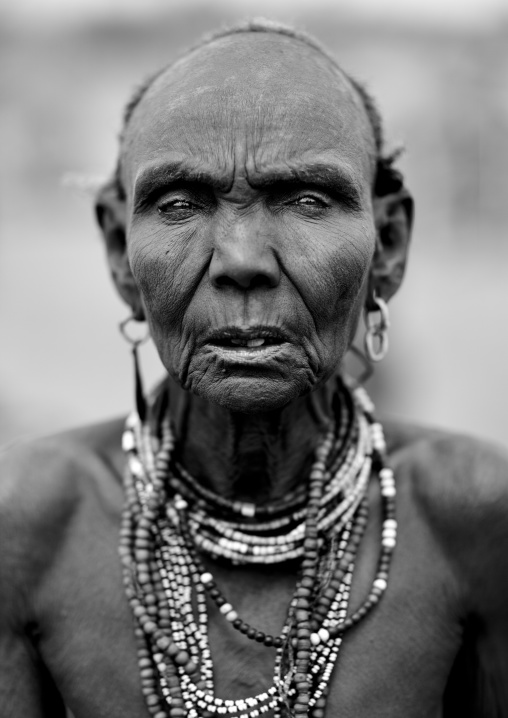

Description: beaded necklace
[119,377,397,718]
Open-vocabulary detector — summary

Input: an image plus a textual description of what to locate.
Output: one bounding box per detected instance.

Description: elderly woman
[1,19,508,718]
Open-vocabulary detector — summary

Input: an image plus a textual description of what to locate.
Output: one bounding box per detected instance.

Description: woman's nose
[209,221,281,290]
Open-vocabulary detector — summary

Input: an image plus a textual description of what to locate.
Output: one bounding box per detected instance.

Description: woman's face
[121,33,377,413]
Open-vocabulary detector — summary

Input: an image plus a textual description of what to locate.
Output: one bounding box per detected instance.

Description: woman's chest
[203,550,461,718]
[35,507,462,718]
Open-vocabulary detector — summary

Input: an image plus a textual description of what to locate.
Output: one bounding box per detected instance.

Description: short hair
[112,18,404,200]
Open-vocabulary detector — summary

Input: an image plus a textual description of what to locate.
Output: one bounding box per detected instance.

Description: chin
[177,345,320,413]
[190,375,308,414]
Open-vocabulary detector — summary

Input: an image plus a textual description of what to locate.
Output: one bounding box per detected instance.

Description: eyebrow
[133,160,232,211]
[247,162,364,210]
[133,158,364,213]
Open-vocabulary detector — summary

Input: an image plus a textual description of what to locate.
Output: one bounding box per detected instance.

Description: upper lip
[205,325,291,345]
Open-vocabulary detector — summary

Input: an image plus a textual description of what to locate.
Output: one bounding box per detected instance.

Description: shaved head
[97,19,412,413]
[121,29,376,206]
[113,20,402,201]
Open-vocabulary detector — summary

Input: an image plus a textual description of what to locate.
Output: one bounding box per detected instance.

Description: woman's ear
[370,186,414,304]
[95,180,144,319]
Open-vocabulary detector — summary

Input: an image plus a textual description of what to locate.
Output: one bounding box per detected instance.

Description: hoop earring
[364,292,390,363]
[120,315,150,421]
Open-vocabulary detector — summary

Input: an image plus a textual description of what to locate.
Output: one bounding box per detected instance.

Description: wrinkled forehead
[122,33,375,193]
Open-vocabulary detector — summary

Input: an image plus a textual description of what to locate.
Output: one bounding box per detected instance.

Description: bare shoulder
[384,419,508,517]
[385,419,508,613]
[0,418,126,519]
[0,418,126,623]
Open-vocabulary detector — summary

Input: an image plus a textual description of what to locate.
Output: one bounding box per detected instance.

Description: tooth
[247,338,265,347]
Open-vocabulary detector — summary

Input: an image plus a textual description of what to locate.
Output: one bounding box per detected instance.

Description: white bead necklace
[119,377,397,718]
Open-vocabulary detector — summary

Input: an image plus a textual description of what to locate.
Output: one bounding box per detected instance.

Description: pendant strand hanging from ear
[120,315,150,422]
[364,291,390,363]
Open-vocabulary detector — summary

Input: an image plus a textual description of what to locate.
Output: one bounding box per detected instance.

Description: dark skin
[1,31,508,718]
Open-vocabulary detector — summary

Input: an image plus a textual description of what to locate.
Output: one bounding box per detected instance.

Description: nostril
[250,273,276,290]
[215,273,275,290]
[214,275,239,289]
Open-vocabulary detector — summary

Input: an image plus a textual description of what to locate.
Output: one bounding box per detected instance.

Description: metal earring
[364,292,390,363]
[120,315,150,421]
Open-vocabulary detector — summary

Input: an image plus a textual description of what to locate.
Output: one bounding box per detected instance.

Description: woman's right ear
[95,180,144,319]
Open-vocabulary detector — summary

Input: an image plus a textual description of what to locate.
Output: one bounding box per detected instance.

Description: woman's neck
[167,377,337,504]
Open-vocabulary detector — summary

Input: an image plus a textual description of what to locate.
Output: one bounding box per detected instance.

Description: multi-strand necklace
[119,377,397,718]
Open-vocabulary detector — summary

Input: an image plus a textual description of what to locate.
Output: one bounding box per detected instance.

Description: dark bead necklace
[119,377,397,718]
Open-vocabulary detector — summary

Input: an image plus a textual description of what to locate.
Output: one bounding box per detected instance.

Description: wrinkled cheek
[285,219,373,311]
[128,238,199,377]
[316,240,372,323]
[324,270,369,360]
[327,254,370,345]
[130,235,188,310]
[285,223,374,363]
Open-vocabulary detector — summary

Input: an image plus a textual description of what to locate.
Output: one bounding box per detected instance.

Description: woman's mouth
[204,326,291,360]
[207,326,288,349]
[214,336,283,349]
[231,337,268,348]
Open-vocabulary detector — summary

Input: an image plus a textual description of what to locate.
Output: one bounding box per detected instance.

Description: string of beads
[119,377,397,718]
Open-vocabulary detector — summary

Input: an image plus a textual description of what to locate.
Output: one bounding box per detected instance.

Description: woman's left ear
[370,187,414,303]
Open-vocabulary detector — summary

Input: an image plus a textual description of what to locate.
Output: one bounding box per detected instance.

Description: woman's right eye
[155,187,216,220]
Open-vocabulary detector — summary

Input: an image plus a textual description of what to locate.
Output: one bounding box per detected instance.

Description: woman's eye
[156,189,215,219]
[158,198,194,215]
[290,194,329,210]
[296,196,322,206]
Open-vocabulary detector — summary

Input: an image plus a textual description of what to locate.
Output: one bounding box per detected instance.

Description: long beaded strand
[119,378,397,718]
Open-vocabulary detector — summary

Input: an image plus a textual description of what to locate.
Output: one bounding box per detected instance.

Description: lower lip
[208,342,291,364]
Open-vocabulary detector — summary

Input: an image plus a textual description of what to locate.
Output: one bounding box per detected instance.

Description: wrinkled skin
[1,29,508,718]
[108,32,401,501]
[122,33,376,417]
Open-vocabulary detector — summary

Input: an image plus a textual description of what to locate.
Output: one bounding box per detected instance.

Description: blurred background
[1,0,507,447]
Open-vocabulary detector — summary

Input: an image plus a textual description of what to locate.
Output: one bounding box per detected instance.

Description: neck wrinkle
[167,376,337,505]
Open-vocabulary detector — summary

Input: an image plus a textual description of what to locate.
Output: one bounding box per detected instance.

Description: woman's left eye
[295,195,325,206]
[158,198,193,212]
[288,193,329,211]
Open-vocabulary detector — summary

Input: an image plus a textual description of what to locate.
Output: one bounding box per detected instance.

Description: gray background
[1,0,507,447]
